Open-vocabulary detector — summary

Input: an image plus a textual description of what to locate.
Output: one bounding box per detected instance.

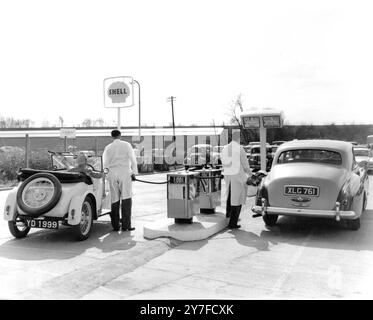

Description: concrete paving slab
[143,212,229,241]
[81,265,188,299]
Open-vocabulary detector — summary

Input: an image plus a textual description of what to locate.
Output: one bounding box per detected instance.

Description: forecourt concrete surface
[1,172,373,299]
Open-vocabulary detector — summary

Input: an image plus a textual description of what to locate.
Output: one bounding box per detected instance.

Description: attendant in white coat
[103,130,138,231]
[221,134,252,229]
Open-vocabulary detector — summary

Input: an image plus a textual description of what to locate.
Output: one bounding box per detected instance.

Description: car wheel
[346,218,360,231]
[16,173,62,217]
[263,214,278,226]
[8,214,31,238]
[73,196,94,241]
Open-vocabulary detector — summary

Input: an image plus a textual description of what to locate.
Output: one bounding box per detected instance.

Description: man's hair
[111,130,121,138]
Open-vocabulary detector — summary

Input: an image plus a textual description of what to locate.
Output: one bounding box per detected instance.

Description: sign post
[104,76,135,130]
[60,128,76,152]
[241,109,284,171]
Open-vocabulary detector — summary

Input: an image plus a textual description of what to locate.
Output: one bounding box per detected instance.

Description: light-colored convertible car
[3,152,111,240]
[252,140,369,230]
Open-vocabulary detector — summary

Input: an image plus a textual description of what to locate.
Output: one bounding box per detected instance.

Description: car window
[353,149,369,157]
[250,147,271,154]
[277,149,342,165]
[52,155,102,171]
[87,157,102,171]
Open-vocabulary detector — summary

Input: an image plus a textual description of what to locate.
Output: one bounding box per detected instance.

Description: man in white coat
[221,133,252,229]
[103,130,138,231]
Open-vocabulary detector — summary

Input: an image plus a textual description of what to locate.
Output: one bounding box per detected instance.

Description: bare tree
[95,118,104,127]
[226,94,250,144]
[81,119,93,127]
[0,117,33,128]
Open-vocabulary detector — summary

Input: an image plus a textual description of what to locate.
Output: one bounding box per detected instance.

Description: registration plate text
[284,185,319,196]
[27,219,59,229]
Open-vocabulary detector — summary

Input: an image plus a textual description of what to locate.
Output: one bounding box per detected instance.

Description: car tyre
[263,214,278,226]
[73,196,94,241]
[346,218,360,231]
[8,214,31,238]
[17,172,62,217]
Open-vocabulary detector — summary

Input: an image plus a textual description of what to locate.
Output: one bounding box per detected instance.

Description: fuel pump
[195,168,222,213]
[167,171,200,223]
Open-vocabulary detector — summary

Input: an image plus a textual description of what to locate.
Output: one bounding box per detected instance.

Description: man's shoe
[228,224,241,229]
[113,227,120,231]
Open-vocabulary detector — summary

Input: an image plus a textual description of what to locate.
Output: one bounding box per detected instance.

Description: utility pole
[167,96,176,141]
[133,79,141,138]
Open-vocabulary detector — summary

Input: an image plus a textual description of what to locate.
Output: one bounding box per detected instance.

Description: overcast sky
[1,0,373,127]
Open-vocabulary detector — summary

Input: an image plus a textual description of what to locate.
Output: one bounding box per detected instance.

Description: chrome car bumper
[252,199,358,221]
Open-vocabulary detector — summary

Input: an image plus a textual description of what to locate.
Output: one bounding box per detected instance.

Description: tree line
[240,124,373,145]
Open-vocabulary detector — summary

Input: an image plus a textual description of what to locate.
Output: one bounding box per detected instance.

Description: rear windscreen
[277,149,342,165]
[354,149,369,157]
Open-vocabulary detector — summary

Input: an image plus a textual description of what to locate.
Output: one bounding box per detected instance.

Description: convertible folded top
[17,168,93,185]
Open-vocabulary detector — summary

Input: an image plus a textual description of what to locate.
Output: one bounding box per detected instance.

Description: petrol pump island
[143,110,284,241]
[103,76,283,241]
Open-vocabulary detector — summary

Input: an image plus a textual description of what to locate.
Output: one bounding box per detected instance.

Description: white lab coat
[221,141,252,206]
[103,139,138,202]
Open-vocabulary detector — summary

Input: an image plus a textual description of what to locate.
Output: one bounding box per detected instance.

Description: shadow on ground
[0,221,137,261]
[255,209,373,251]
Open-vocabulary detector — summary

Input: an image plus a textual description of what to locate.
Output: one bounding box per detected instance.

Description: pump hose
[133,177,169,184]
[133,175,223,184]
[195,175,224,180]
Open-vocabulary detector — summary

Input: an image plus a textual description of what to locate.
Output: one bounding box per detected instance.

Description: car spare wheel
[16,172,62,217]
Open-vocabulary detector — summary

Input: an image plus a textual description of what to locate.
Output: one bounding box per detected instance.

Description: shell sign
[104,76,134,108]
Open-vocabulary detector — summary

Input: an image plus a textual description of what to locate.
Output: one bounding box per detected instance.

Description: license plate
[284,185,319,196]
[26,219,59,229]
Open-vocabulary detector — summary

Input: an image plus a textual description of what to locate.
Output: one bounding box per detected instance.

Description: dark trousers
[110,198,132,230]
[226,184,242,228]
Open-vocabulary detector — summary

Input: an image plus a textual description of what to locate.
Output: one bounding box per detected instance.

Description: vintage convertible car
[3,152,111,240]
[252,140,369,230]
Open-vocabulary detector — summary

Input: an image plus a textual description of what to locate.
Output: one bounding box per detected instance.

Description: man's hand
[131,174,136,181]
[86,167,93,175]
